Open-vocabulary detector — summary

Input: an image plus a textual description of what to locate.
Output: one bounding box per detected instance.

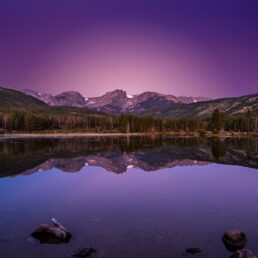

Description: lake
[0,136,257,258]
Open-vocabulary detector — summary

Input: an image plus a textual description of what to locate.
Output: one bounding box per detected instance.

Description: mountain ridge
[21,88,211,108]
[0,87,100,116]
[20,88,257,118]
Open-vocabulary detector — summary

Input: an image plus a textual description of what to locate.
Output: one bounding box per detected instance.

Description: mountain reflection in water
[0,136,257,177]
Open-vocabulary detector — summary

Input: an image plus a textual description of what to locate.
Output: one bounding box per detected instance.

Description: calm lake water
[0,136,257,258]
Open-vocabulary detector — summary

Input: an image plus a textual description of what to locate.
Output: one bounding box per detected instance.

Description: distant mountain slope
[84,90,257,118]
[21,88,211,113]
[177,96,211,103]
[54,91,86,107]
[0,87,98,116]
[84,90,211,113]
[85,89,129,113]
[22,89,57,106]
[22,89,87,107]
[13,87,258,118]
[145,93,258,118]
[0,87,50,112]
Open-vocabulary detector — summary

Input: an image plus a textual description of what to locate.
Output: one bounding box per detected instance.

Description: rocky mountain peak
[105,89,127,97]
[55,91,84,97]
[135,91,181,104]
[53,91,86,107]
[85,89,129,112]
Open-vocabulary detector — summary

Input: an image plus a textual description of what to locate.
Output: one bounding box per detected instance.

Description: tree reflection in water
[0,136,257,177]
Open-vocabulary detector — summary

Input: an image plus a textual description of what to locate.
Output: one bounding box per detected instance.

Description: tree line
[0,108,257,134]
[208,108,258,133]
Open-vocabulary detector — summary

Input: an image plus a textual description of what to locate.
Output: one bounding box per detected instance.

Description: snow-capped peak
[127,94,133,99]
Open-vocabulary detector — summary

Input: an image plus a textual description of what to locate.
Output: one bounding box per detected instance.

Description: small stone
[186,247,203,254]
[71,247,96,257]
[230,249,257,258]
[222,229,247,252]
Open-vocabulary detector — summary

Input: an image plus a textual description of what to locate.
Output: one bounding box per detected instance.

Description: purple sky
[0,0,258,98]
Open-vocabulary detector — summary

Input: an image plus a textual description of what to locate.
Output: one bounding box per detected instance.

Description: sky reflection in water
[0,136,257,258]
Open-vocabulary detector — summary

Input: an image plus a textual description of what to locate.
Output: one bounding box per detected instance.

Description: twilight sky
[0,0,258,98]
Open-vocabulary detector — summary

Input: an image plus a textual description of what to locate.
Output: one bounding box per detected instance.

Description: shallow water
[0,136,257,258]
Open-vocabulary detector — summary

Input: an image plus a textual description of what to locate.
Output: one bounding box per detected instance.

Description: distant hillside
[0,87,50,112]
[141,94,258,118]
[21,88,213,115]
[20,88,257,118]
[0,87,98,116]
[22,89,87,107]
[83,90,257,118]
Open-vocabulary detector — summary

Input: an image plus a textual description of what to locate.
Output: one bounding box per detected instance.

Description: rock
[222,229,247,252]
[230,249,257,258]
[31,218,72,244]
[71,247,96,257]
[186,247,203,254]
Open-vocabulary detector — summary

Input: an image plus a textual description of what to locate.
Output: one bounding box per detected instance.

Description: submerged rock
[222,229,247,252]
[31,218,72,244]
[230,249,257,258]
[186,247,203,254]
[71,247,96,257]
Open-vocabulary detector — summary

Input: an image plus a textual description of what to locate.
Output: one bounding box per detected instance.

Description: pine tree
[210,109,225,133]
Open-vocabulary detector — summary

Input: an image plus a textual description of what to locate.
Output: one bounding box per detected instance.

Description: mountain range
[21,88,258,118]
[0,87,256,119]
[22,88,210,108]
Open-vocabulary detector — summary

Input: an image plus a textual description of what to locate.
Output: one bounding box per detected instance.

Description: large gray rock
[222,229,247,252]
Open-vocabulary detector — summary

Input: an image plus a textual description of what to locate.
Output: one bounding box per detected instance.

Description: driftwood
[31,218,72,244]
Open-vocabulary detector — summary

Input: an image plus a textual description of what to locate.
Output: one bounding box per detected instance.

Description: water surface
[0,136,257,258]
